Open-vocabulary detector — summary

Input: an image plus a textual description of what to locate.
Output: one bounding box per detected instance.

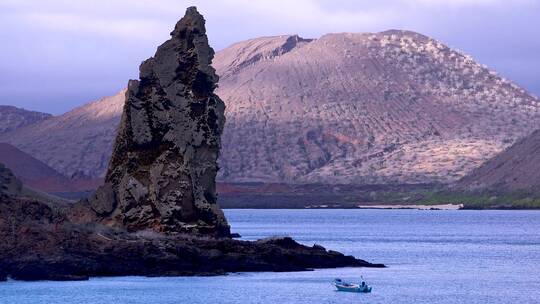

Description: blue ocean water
[1,209,539,303]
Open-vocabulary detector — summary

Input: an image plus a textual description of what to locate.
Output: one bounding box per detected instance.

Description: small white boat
[333,278,372,293]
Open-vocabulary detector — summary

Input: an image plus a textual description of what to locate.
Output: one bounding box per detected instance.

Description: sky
[1,0,539,114]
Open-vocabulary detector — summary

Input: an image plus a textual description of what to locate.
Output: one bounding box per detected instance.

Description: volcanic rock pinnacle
[89,7,230,236]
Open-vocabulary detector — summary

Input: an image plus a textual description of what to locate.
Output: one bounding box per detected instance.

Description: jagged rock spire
[90,6,230,236]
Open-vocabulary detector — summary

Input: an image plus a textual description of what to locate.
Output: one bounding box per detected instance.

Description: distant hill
[0,105,51,135]
[215,31,540,184]
[0,162,22,197]
[2,31,540,185]
[0,90,125,179]
[456,129,540,193]
[0,143,99,193]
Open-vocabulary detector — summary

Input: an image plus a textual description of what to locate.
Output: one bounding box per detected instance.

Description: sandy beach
[357,204,464,210]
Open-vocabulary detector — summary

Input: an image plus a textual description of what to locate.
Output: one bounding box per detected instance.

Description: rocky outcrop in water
[0,160,383,281]
[0,189,382,281]
[88,7,229,236]
[0,7,385,281]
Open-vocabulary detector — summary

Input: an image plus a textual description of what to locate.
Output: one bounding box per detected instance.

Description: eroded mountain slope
[456,129,540,192]
[0,91,125,178]
[215,31,540,183]
[0,105,51,135]
[3,31,539,184]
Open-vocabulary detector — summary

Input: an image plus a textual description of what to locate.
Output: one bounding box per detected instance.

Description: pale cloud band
[3,0,536,44]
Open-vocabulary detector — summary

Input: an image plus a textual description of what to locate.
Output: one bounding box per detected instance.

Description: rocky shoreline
[0,195,383,281]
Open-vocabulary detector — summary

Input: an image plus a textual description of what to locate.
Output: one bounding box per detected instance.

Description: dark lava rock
[90,6,229,236]
[0,195,383,281]
[89,183,116,215]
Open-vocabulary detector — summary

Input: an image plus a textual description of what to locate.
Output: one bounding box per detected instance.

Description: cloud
[1,0,537,46]
[2,0,393,44]
[410,0,531,7]
[0,0,539,113]
[14,12,163,41]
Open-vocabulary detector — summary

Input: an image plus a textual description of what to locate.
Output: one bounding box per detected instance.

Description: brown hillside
[456,129,540,192]
[0,105,51,135]
[2,31,539,184]
[0,143,99,193]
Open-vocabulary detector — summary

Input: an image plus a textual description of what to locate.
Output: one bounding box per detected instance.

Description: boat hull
[334,284,372,293]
